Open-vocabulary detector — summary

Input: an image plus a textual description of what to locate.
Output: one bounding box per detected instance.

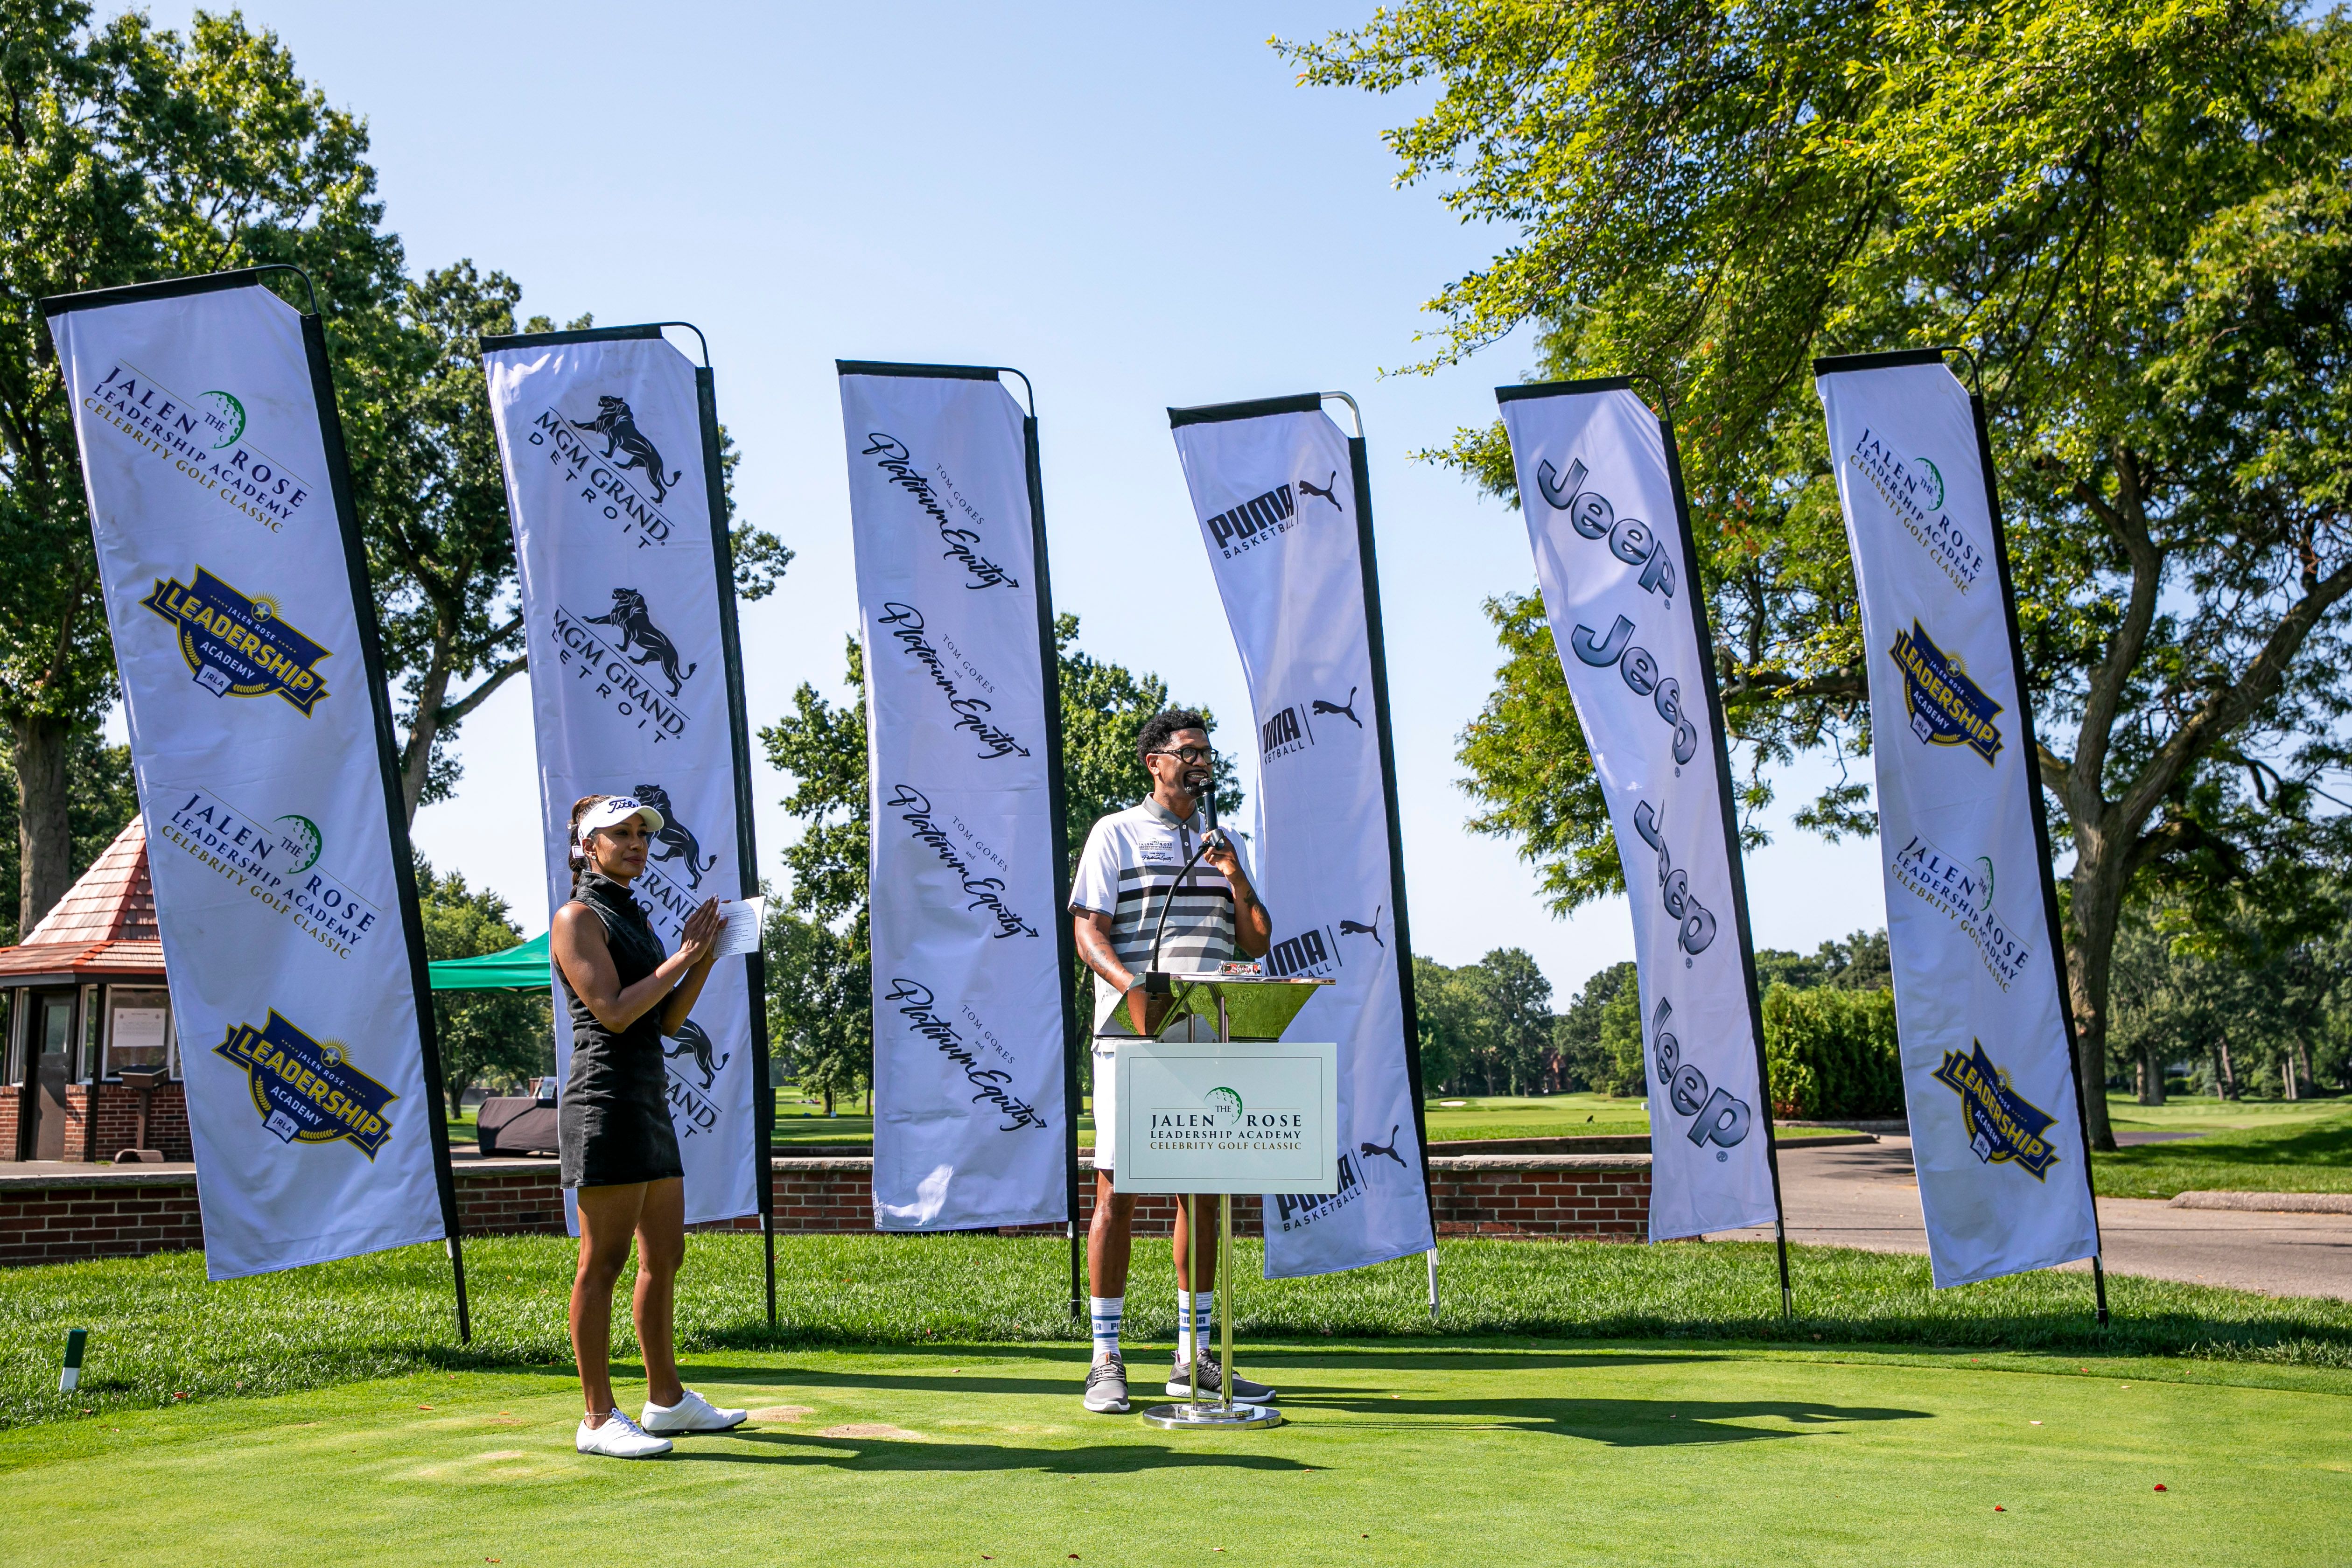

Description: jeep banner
[1496,381,1785,1243]
[1815,351,2100,1288]
[483,327,764,1230]
[839,364,1075,1232]
[1168,395,1436,1279]
[45,271,457,1281]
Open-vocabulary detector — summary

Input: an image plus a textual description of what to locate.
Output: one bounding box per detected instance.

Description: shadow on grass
[1284,1394,1931,1446]
[674,1433,1318,1474]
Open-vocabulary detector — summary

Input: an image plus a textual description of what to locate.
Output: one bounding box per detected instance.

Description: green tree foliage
[0,724,134,945]
[1412,953,1481,1092]
[412,857,547,1121]
[756,616,1235,1102]
[1753,930,1892,994]
[762,904,868,1116]
[1462,945,1554,1094]
[1595,980,1645,1099]
[1288,1,2352,1149]
[1552,959,1636,1094]
[1761,984,1904,1121]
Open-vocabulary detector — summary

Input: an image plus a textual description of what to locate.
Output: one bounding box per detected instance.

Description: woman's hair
[568,794,609,886]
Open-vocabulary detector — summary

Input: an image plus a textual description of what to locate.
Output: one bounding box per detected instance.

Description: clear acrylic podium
[1105,970,1334,1431]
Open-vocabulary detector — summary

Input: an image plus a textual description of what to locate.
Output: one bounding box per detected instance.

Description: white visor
[576,795,665,841]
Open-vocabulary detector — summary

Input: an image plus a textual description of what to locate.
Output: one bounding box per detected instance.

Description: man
[1067,710,1279,1414]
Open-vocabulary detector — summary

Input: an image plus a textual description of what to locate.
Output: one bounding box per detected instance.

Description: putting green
[7,1345,2343,1566]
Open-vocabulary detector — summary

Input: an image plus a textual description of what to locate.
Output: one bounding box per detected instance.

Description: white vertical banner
[1816,351,2100,1287]
[47,272,451,1280]
[839,364,1072,1232]
[1169,395,1435,1278]
[1497,381,1783,1242]
[483,327,758,1229]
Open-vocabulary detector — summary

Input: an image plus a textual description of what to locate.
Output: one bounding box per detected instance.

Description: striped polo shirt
[1068,795,1255,1034]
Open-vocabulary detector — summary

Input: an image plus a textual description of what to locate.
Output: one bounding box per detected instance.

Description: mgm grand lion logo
[584,587,697,698]
[140,567,333,715]
[571,395,682,504]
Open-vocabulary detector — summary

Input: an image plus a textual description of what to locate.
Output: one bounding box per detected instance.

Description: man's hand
[1208,834,1274,959]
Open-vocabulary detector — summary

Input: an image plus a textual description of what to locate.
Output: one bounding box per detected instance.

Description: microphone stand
[1145,778,1222,994]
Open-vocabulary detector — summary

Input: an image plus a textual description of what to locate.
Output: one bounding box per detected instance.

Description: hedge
[1761,983,1904,1119]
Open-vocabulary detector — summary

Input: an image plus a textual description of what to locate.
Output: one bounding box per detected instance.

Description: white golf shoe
[641,1386,748,1435]
[576,1408,673,1458]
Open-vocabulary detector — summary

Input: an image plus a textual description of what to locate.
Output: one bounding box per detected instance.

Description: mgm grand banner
[1816,350,2100,1288]
[483,325,763,1229]
[45,270,456,1281]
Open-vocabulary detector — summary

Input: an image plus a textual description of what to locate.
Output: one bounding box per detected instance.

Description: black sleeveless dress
[557,872,685,1189]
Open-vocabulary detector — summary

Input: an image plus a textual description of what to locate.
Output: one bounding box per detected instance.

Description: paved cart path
[1709,1135,2352,1301]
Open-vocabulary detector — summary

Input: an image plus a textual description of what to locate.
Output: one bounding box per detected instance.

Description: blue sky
[137,0,1889,996]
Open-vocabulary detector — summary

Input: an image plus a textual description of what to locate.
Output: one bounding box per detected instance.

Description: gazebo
[0,818,186,1162]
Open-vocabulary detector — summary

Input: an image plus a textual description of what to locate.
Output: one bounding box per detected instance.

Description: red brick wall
[0,1085,18,1161]
[86,1083,192,1162]
[0,1155,1653,1266]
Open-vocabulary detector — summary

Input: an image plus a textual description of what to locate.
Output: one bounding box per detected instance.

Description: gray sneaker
[1083,1355,1131,1414]
[1168,1349,1278,1403]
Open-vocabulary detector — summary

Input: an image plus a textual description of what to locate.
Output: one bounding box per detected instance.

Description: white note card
[711,895,766,959]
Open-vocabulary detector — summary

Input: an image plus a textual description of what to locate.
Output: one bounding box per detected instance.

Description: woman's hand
[674,898,724,969]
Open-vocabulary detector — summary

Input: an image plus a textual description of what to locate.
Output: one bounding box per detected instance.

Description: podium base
[1140,1401,1284,1431]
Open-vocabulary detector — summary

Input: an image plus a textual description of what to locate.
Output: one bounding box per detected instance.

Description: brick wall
[86,1083,192,1162]
[0,1153,1652,1266]
[0,1085,18,1161]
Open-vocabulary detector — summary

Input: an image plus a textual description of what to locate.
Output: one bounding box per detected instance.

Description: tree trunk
[2137,1036,2166,1106]
[2284,1039,2300,1101]
[13,714,73,935]
[2064,833,2131,1151]
[396,648,455,828]
[2216,1037,2236,1099]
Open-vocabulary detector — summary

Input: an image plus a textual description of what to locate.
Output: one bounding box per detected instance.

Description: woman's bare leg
[572,1182,650,1423]
[631,1176,687,1407]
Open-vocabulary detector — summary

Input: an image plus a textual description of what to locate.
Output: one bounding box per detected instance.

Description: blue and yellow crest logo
[1933,1039,2058,1180]
[214,1010,396,1159]
[140,568,332,715]
[1890,619,2002,764]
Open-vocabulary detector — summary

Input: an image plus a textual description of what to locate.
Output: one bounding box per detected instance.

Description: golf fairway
[4,1345,2343,1566]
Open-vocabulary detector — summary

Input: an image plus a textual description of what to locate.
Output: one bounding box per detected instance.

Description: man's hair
[1136,708,1211,766]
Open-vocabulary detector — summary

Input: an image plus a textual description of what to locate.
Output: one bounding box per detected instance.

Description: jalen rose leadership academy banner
[839,363,1074,1232]
[1816,350,2100,1288]
[483,325,764,1230]
[1169,394,1436,1279]
[1497,380,1785,1244]
[46,270,459,1281]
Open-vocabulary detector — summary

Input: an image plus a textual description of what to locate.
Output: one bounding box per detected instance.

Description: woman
[552,793,746,1458]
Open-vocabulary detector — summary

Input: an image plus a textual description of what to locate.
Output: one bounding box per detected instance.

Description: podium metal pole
[1219,1192,1234,1415]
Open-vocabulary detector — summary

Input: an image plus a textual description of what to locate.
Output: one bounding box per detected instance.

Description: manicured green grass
[6,1233,2348,1433]
[2094,1108,2352,1199]
[1,1344,2344,1567]
[2105,1092,2350,1134]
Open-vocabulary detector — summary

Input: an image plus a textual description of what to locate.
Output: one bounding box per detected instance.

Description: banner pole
[1650,401,1793,1320]
[1965,378,2109,1327]
[297,291,470,1344]
[693,359,779,1330]
[1013,381,1085,1323]
[1338,414,1440,1278]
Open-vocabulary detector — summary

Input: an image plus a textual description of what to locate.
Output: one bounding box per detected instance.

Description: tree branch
[437,652,528,728]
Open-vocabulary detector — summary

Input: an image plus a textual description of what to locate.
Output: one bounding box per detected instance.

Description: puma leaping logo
[1359,1124,1407,1168]
[1299,471,1343,511]
[1339,906,1384,947]
[1312,686,1362,728]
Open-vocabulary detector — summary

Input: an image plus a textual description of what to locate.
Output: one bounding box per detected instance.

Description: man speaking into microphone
[1066,710,1276,1414]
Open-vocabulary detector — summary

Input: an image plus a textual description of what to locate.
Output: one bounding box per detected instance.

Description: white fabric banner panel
[1169,398,1436,1278]
[1815,353,2099,1287]
[839,366,1071,1232]
[47,274,448,1280]
[483,330,757,1228]
[1497,383,1781,1242]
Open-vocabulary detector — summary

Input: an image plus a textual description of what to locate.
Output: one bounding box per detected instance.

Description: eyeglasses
[1151,746,1216,766]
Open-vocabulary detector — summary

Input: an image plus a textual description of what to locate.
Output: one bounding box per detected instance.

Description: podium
[1106,971,1336,1431]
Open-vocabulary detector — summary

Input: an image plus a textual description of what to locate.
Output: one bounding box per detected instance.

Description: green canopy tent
[428,931,553,992]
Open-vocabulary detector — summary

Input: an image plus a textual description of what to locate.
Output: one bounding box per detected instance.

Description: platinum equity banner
[483,328,758,1228]
[47,273,450,1279]
[1815,352,2099,1287]
[1169,396,1436,1278]
[1497,382,1782,1242]
[839,365,1071,1232]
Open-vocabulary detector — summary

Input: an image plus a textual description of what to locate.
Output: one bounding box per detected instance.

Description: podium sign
[1113,1038,1338,1195]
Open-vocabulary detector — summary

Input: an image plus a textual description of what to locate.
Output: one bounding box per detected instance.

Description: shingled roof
[0,817,166,983]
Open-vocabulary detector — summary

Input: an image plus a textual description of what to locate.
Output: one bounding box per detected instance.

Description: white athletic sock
[1177,1289,1215,1359]
[1090,1295,1124,1360]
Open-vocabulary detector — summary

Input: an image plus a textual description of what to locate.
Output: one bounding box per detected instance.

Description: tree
[1463,945,1554,1094]
[1412,954,1477,1092]
[763,904,868,1116]
[1552,959,1635,1094]
[1,4,400,929]
[0,723,134,944]
[1754,930,1892,994]
[413,856,547,1121]
[1288,0,2352,1148]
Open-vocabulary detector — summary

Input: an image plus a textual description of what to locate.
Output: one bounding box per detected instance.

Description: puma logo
[662,1019,730,1091]
[631,783,718,890]
[1312,687,1362,728]
[571,395,682,504]
[1359,1124,1406,1168]
[1299,471,1342,512]
[1339,906,1385,948]
[584,587,698,697]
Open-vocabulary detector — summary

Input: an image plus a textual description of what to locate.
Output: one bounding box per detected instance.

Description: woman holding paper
[551,792,744,1459]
